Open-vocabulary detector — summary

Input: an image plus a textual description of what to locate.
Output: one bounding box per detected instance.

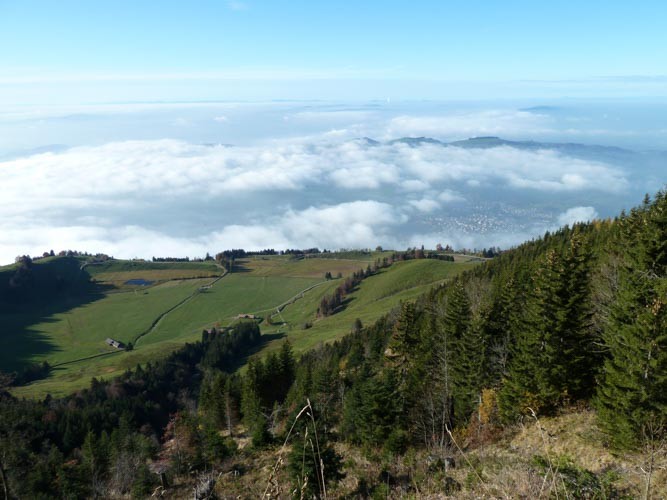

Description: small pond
[124,279,154,286]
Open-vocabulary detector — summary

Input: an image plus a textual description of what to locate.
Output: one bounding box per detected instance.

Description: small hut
[105,338,125,349]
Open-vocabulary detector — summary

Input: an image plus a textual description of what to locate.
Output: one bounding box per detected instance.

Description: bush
[383,428,408,456]
[531,454,621,499]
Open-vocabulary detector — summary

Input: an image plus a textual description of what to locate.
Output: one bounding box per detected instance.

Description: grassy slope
[1,258,219,397]
[8,254,477,398]
[141,274,322,347]
[2,279,208,369]
[85,259,220,275]
[235,255,374,278]
[7,256,377,397]
[256,259,478,358]
[87,259,221,286]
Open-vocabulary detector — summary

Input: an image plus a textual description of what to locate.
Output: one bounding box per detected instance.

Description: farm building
[236,313,257,319]
[105,338,125,349]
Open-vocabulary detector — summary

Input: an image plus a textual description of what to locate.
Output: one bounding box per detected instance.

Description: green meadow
[255,258,478,358]
[139,274,322,347]
[2,253,478,398]
[1,279,208,370]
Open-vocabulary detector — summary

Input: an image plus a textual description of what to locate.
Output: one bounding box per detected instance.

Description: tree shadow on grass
[329,289,359,316]
[227,259,253,273]
[0,258,115,375]
[222,332,286,373]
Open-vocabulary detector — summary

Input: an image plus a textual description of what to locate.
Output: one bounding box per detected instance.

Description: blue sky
[1,0,666,263]
[1,0,666,102]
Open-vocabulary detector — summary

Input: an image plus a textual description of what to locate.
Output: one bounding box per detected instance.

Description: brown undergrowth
[161,408,666,498]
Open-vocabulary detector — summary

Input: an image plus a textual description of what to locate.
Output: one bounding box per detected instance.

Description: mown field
[3,253,478,398]
[139,274,322,347]
[255,258,479,358]
[234,254,374,278]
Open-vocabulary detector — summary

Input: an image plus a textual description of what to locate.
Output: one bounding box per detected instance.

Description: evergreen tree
[223,375,240,437]
[559,227,597,400]
[445,279,481,423]
[483,273,518,385]
[499,250,565,419]
[199,372,228,429]
[241,362,270,447]
[454,314,485,423]
[81,430,109,497]
[596,192,667,448]
[277,340,296,401]
[412,311,454,450]
[386,301,419,405]
[341,368,402,447]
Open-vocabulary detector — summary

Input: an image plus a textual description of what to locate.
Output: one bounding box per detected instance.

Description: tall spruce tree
[277,340,296,402]
[241,360,270,447]
[411,313,448,449]
[596,192,667,449]
[445,279,480,423]
[499,250,565,419]
[386,301,419,406]
[560,226,597,400]
[483,273,519,386]
[199,372,227,429]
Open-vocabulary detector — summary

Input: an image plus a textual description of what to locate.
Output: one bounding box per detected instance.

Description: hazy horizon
[1,1,666,264]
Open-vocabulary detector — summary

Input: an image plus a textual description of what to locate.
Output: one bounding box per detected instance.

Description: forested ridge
[0,190,665,498]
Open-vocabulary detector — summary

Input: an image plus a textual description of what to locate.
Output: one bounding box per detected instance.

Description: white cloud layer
[438,189,465,202]
[0,201,405,263]
[0,139,626,219]
[0,136,630,263]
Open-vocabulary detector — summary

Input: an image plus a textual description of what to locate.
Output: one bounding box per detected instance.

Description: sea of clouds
[0,101,663,264]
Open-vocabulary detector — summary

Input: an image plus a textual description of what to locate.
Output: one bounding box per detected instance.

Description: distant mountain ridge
[355,135,667,169]
[381,135,633,155]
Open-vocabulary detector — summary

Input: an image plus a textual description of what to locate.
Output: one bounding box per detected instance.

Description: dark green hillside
[308,189,665,459]
[0,257,112,372]
[0,191,665,497]
[0,256,96,307]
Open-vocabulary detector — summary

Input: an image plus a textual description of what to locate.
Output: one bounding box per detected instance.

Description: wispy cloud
[409,197,441,213]
[557,206,598,227]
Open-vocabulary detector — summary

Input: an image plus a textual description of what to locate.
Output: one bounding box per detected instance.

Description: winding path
[133,271,228,346]
[50,266,328,367]
[49,270,228,368]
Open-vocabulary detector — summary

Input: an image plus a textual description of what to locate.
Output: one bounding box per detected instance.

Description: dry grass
[160,408,667,498]
[236,256,373,279]
[456,408,667,499]
[322,409,664,498]
[510,409,620,473]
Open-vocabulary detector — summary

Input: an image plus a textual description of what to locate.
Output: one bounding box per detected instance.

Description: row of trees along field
[0,190,665,497]
[318,249,454,318]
